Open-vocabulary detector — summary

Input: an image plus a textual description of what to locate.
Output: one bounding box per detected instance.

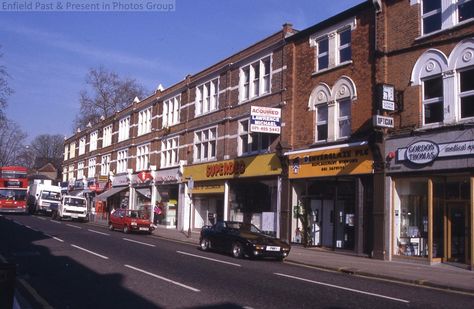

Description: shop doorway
[447,202,469,263]
[310,199,334,247]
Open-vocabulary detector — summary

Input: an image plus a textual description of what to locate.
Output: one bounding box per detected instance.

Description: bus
[0,166,28,214]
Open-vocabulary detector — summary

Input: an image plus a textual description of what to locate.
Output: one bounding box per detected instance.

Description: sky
[0,0,365,142]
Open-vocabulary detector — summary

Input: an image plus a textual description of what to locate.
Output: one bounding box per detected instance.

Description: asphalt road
[1,214,474,309]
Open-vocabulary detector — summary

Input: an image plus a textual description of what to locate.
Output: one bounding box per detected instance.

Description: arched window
[333,77,356,139]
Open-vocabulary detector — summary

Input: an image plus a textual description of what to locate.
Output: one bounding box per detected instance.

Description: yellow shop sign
[288,145,373,179]
[184,154,282,181]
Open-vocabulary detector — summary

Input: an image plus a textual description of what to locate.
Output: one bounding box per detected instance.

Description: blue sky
[0,0,364,142]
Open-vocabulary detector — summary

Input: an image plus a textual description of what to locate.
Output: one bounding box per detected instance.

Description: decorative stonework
[462,50,473,63]
[425,60,436,72]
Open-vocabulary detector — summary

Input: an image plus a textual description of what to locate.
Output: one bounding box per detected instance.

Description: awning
[95,187,128,201]
[136,188,151,199]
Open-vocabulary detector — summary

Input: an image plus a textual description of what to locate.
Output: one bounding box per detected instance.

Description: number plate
[266,246,281,251]
[139,227,149,231]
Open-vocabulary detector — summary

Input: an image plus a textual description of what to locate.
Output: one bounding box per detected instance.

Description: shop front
[287,142,374,254]
[153,167,181,229]
[183,154,282,234]
[386,130,474,270]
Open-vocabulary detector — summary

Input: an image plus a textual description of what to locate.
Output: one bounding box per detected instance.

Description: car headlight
[255,245,266,250]
[131,222,137,226]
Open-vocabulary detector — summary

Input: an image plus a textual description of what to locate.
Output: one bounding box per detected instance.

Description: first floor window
[101,154,111,176]
[117,149,128,173]
[316,105,328,141]
[194,127,216,162]
[458,0,474,22]
[77,161,84,179]
[422,0,442,35]
[238,119,277,155]
[161,137,179,167]
[423,76,444,124]
[338,99,351,138]
[317,37,329,70]
[460,68,474,119]
[88,158,96,177]
[136,144,150,172]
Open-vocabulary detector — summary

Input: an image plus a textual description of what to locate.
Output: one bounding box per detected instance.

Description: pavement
[9,218,474,308]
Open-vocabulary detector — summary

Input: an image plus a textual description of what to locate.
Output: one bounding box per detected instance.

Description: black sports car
[199,221,291,260]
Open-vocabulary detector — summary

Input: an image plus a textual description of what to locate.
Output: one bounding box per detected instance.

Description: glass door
[447,202,468,263]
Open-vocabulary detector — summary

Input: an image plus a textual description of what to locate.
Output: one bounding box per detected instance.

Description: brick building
[375,0,474,269]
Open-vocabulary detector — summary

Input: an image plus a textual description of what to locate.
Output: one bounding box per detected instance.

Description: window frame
[102,125,112,147]
[315,104,329,142]
[77,161,84,179]
[161,136,179,168]
[195,78,219,117]
[136,144,150,172]
[78,137,86,155]
[193,127,217,163]
[238,118,276,156]
[422,75,444,125]
[138,107,152,136]
[117,149,128,174]
[118,116,130,142]
[163,95,181,128]
[459,67,474,120]
[89,130,98,151]
[239,55,272,103]
[100,154,111,176]
[88,157,96,177]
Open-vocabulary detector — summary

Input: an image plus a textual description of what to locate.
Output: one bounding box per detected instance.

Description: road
[1,214,473,309]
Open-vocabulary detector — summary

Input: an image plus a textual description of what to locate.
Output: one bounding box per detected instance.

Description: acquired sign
[250,106,281,134]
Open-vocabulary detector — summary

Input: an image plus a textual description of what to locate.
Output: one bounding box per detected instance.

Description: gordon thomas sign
[250,106,281,134]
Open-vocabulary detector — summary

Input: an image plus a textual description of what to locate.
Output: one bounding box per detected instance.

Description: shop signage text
[373,115,394,128]
[397,139,474,164]
[206,160,246,178]
[250,106,281,134]
[289,145,373,179]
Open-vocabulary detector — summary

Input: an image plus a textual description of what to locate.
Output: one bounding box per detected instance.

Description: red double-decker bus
[0,166,28,213]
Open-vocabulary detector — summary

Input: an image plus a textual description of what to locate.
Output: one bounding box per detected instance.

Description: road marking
[274,273,410,304]
[44,233,64,243]
[36,216,46,220]
[177,251,241,267]
[71,244,109,260]
[66,224,82,229]
[124,264,200,292]
[25,225,40,232]
[50,220,61,224]
[123,238,156,247]
[88,229,110,236]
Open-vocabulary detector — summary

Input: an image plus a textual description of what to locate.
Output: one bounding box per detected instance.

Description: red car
[108,209,154,234]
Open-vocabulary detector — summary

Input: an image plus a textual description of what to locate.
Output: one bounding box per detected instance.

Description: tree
[0,45,14,120]
[0,119,27,166]
[74,67,147,130]
[29,134,64,171]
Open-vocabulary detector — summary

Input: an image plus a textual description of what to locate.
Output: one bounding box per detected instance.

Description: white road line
[71,244,109,260]
[49,220,61,224]
[88,229,110,236]
[177,251,241,267]
[36,217,46,220]
[123,238,156,247]
[66,224,82,229]
[124,264,200,292]
[25,225,40,232]
[274,273,410,304]
[44,233,64,243]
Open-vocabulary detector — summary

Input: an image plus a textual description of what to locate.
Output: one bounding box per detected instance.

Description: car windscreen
[226,222,261,233]
[41,191,61,201]
[65,198,86,207]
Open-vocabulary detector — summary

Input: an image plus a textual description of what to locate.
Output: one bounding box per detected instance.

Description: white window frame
[163,95,180,128]
[309,18,356,73]
[88,157,96,178]
[337,28,352,64]
[136,144,150,172]
[118,116,130,142]
[78,137,86,155]
[62,167,67,182]
[89,130,98,151]
[161,137,179,168]
[458,67,474,120]
[195,78,219,116]
[64,145,69,161]
[77,161,84,179]
[194,127,217,163]
[117,149,128,174]
[411,0,474,36]
[337,98,352,139]
[239,56,272,102]
[422,75,444,125]
[316,36,329,71]
[100,154,111,176]
[138,107,152,136]
[70,142,76,158]
[68,164,74,181]
[102,125,112,147]
[315,104,329,142]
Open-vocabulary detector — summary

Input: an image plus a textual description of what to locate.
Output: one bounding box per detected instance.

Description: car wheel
[232,243,243,259]
[200,238,211,251]
[108,223,114,231]
[123,225,130,234]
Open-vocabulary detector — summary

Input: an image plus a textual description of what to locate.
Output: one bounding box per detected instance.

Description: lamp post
[187,176,194,238]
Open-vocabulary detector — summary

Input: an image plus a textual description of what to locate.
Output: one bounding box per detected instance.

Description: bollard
[0,263,16,309]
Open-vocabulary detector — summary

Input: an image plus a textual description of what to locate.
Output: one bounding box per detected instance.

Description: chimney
[282,23,293,37]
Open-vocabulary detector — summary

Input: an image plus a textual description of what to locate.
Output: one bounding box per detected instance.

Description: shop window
[238,119,277,155]
[395,180,428,257]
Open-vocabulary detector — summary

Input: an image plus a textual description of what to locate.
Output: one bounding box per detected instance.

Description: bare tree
[74,67,147,130]
[0,46,14,120]
[0,119,27,166]
[29,134,64,171]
